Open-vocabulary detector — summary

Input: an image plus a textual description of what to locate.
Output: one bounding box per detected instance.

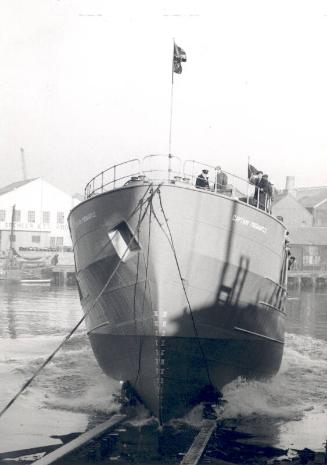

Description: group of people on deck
[250,171,274,212]
[195,166,274,212]
[195,166,228,191]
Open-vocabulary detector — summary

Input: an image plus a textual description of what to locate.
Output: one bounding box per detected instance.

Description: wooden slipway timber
[32,414,127,465]
[28,415,218,465]
[180,419,217,465]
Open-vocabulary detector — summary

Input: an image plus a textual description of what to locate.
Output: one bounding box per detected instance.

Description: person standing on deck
[214,166,228,191]
[196,169,210,189]
[259,174,271,211]
[251,171,263,206]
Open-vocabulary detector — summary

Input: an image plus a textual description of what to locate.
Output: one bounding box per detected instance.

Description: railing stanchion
[232,179,236,197]
[168,154,172,181]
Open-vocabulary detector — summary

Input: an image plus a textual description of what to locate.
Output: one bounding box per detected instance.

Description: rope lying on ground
[0,184,160,420]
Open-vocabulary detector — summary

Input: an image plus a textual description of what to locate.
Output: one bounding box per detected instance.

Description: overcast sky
[1,0,327,195]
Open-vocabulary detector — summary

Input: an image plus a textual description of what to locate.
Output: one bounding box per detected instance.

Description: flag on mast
[248,163,262,181]
[173,42,187,74]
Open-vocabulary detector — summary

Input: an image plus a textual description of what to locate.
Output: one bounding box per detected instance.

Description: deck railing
[84,154,272,213]
[85,158,141,198]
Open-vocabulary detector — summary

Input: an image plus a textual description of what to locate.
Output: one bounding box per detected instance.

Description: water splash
[220,333,327,420]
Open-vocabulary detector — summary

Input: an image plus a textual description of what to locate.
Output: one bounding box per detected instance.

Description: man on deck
[214,166,228,191]
[251,171,263,206]
[196,169,210,189]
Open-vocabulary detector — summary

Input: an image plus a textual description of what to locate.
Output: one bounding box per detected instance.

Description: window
[303,246,320,267]
[303,255,320,266]
[0,210,5,221]
[57,211,65,224]
[32,235,41,243]
[56,237,63,246]
[43,211,50,223]
[14,210,21,222]
[28,210,35,223]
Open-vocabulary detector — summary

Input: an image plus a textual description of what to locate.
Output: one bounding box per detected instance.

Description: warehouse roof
[296,186,327,208]
[0,179,37,197]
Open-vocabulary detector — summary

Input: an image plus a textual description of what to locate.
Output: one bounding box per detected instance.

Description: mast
[168,40,187,180]
[168,39,175,180]
[20,148,27,180]
[8,204,16,264]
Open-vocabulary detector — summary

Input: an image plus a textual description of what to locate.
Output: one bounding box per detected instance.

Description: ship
[68,155,288,423]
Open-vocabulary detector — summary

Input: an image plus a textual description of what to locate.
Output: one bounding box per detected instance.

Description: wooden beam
[33,414,127,465]
[180,419,216,465]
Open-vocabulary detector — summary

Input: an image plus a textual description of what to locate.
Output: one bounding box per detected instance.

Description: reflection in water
[287,290,327,341]
[5,289,17,339]
[0,283,82,339]
[0,284,326,454]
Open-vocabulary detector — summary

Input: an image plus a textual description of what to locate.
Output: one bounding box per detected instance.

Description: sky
[1,0,327,195]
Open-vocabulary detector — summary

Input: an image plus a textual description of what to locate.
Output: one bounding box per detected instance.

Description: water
[0,285,326,456]
[0,284,120,454]
[220,290,327,452]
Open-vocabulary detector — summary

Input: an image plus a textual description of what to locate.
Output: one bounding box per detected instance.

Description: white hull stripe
[234,326,284,344]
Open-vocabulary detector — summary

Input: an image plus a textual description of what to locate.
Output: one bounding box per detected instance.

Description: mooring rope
[132,199,144,330]
[154,189,213,386]
[134,193,154,385]
[0,184,160,420]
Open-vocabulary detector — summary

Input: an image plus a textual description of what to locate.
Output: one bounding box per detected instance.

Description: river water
[0,284,326,456]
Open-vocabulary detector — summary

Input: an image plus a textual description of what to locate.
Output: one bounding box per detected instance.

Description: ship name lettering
[232,215,267,234]
[76,211,96,227]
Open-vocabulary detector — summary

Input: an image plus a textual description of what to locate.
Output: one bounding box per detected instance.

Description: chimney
[285,176,296,196]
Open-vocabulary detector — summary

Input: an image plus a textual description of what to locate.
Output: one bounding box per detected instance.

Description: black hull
[89,332,283,422]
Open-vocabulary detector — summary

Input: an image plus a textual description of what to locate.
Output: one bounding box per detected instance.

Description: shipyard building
[273,176,327,273]
[0,178,79,253]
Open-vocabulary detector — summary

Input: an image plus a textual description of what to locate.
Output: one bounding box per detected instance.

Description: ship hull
[69,183,287,422]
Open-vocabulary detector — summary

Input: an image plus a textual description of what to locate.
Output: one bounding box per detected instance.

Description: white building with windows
[0,178,79,253]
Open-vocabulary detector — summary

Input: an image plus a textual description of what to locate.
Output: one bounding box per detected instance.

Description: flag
[248,163,262,180]
[173,42,187,74]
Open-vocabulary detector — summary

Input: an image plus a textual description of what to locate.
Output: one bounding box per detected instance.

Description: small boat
[20,278,52,285]
[69,155,289,422]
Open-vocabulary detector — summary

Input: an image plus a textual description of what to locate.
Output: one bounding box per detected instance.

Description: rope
[0,185,159,420]
[134,191,153,385]
[154,189,213,386]
[132,202,144,331]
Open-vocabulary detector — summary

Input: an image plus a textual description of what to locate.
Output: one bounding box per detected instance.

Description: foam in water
[216,332,327,451]
[0,332,120,452]
[220,333,327,420]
